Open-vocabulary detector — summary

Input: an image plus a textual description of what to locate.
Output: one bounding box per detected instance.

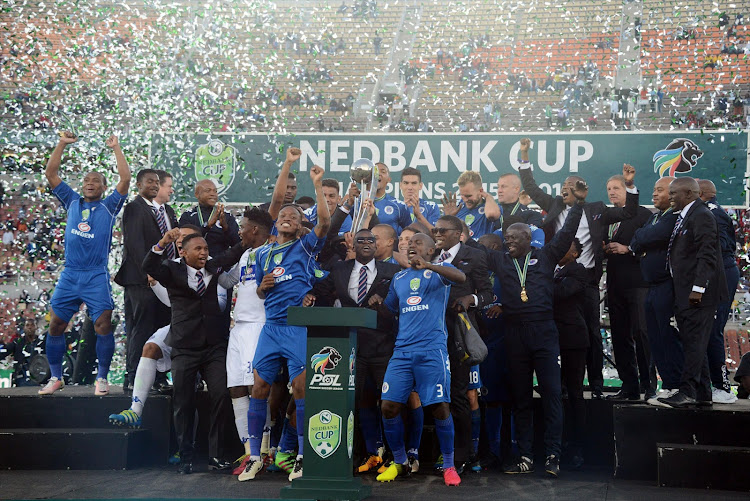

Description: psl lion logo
[310,347,342,375]
[653,138,704,177]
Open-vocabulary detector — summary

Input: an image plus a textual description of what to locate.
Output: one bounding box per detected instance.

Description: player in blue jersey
[443,171,500,239]
[239,162,330,482]
[40,132,131,395]
[400,167,440,228]
[373,162,411,234]
[368,233,466,486]
[304,178,352,236]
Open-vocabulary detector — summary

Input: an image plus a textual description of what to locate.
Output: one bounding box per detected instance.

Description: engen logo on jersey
[406,296,422,305]
[271,266,286,277]
[77,222,91,232]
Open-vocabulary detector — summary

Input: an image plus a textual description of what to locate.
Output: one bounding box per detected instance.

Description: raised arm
[310,165,330,238]
[545,183,586,264]
[482,187,501,222]
[411,255,466,284]
[142,228,181,286]
[45,132,77,189]
[269,147,301,220]
[517,138,556,212]
[106,135,131,196]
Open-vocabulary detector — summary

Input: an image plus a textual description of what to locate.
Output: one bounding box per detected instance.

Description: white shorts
[146,325,172,372]
[226,321,264,388]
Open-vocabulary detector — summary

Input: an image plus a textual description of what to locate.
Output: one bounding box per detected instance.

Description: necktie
[155,206,175,259]
[357,266,368,305]
[195,270,206,296]
[436,250,450,263]
[666,214,683,270]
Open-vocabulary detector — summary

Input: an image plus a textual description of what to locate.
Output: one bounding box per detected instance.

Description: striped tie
[155,206,175,259]
[357,266,368,305]
[195,270,206,296]
[666,214,683,271]
[436,250,450,263]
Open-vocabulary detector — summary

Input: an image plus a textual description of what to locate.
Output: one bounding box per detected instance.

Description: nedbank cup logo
[195,138,238,196]
[309,410,342,459]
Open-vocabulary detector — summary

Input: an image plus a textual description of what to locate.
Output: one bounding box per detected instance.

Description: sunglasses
[355,237,376,244]
[431,227,460,235]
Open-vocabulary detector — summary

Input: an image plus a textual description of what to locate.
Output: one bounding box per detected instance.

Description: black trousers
[124,285,170,385]
[448,351,471,464]
[645,281,683,389]
[505,319,562,458]
[171,343,230,462]
[560,348,586,457]
[609,286,655,395]
[582,282,604,392]
[675,305,715,400]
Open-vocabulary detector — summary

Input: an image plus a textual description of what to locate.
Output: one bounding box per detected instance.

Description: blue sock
[279,417,298,453]
[470,408,481,456]
[248,398,267,457]
[485,406,502,458]
[295,398,305,457]
[434,416,455,469]
[359,406,381,455]
[45,333,65,379]
[407,406,424,458]
[382,416,407,464]
[95,332,114,379]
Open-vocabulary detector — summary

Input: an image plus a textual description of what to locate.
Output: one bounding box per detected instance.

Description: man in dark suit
[142,228,234,473]
[658,177,728,408]
[517,138,639,398]
[115,168,177,389]
[309,228,401,473]
[602,175,655,401]
[431,215,493,471]
[178,180,240,257]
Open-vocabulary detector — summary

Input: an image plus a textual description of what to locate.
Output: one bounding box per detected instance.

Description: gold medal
[520,287,528,303]
[514,253,531,304]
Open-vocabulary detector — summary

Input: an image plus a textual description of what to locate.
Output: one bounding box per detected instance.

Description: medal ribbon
[262,239,297,273]
[500,201,521,226]
[513,252,531,293]
[197,205,218,227]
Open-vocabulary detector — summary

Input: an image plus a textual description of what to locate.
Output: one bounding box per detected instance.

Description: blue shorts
[51,267,114,323]
[382,348,451,407]
[468,364,482,390]
[252,323,306,385]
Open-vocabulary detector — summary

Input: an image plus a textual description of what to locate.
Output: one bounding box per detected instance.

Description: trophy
[349,158,378,233]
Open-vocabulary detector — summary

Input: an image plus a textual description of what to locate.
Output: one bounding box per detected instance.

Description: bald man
[179,180,240,257]
[658,177,728,408]
[699,179,740,404]
[495,173,543,230]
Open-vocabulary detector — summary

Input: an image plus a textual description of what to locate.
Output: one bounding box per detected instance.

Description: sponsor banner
[150,131,749,206]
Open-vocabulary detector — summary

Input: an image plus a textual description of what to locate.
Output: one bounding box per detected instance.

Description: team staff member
[629,177,684,406]
[40,132,130,396]
[115,168,175,391]
[368,233,467,487]
[308,228,401,474]
[658,177,728,408]
[478,179,587,477]
[442,171,500,239]
[495,172,543,229]
[431,215,493,473]
[699,179,740,404]
[179,179,240,257]
[239,162,330,482]
[517,138,640,399]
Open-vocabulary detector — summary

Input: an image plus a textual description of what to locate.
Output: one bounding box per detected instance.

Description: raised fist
[286,147,302,164]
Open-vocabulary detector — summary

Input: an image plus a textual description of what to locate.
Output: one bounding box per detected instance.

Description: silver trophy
[349,158,378,233]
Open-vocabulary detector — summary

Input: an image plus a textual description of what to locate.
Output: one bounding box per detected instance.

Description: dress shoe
[591,389,604,400]
[657,391,696,408]
[150,381,172,395]
[122,381,133,395]
[606,390,640,401]
[177,462,193,474]
[696,398,713,407]
[208,457,232,472]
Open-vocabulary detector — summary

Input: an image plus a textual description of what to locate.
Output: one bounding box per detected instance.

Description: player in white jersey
[219,208,275,474]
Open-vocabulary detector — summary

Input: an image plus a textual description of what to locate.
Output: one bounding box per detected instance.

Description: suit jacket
[115,196,178,286]
[142,250,229,349]
[630,210,679,285]
[669,200,728,311]
[179,205,240,257]
[519,166,639,281]
[553,262,590,350]
[604,206,652,290]
[313,259,401,359]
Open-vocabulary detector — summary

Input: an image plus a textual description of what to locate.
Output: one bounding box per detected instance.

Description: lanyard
[652,209,671,225]
[513,252,531,302]
[608,222,620,240]
[197,205,217,227]
[262,239,297,273]
[500,201,520,225]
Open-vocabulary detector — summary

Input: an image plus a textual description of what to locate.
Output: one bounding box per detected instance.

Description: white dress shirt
[348,259,377,302]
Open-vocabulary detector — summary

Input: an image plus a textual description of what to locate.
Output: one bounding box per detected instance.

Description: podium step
[0,428,149,470]
[657,443,750,491]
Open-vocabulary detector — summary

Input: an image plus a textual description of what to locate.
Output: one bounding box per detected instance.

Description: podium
[280,307,375,501]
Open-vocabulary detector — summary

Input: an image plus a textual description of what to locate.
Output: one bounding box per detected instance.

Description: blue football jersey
[456,201,495,240]
[406,199,441,226]
[374,194,411,234]
[304,204,352,236]
[52,181,126,270]
[384,264,455,349]
[255,231,326,325]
